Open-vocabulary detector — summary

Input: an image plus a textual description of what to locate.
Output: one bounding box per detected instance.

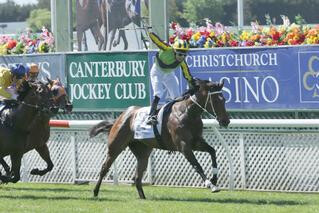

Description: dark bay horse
[77,0,105,51]
[89,78,230,199]
[24,79,72,177]
[101,0,142,50]
[0,79,72,183]
[0,80,53,183]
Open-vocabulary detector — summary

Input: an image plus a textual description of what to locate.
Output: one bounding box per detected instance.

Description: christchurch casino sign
[175,46,319,110]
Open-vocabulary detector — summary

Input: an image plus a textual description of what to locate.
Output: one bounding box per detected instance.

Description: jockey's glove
[189,78,199,90]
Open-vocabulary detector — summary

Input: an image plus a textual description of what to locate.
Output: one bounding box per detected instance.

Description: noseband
[189,90,222,119]
[18,84,54,113]
[19,100,52,113]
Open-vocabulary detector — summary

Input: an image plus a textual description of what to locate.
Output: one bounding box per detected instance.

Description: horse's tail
[89,120,114,138]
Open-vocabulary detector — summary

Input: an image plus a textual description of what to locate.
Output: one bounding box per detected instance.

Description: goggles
[176,51,187,57]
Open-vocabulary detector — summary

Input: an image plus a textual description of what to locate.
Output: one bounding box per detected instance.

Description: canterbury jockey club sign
[63,46,319,111]
[66,52,150,111]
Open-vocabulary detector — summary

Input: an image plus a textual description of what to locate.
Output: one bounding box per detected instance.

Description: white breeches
[150,63,180,100]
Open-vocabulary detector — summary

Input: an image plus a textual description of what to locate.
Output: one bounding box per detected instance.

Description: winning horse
[89,78,230,199]
[0,79,72,183]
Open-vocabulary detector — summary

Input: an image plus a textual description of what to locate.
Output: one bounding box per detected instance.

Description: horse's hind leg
[94,149,122,197]
[129,142,152,199]
[30,144,53,176]
[94,135,132,197]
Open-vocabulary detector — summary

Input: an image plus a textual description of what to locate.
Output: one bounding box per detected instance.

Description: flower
[6,39,17,49]
[168,16,319,49]
[0,26,55,55]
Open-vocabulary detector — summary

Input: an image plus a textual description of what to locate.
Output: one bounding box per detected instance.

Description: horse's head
[193,78,230,127]
[17,79,53,112]
[47,78,73,114]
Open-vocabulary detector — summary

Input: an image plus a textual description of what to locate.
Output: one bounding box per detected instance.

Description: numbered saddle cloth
[133,105,165,140]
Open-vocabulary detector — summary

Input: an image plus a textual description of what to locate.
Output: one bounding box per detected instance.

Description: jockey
[26,63,39,81]
[0,64,29,102]
[146,32,195,125]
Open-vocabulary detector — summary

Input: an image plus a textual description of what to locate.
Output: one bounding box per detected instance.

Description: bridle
[48,82,72,113]
[189,90,222,119]
[17,83,54,114]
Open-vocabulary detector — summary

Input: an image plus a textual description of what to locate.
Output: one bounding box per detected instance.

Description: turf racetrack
[1,183,318,213]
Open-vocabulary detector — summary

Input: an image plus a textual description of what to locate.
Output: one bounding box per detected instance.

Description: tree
[27,9,51,32]
[0,0,35,22]
[182,0,224,25]
[37,0,50,10]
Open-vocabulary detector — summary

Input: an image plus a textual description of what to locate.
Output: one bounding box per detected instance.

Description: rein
[189,90,222,119]
[19,100,52,113]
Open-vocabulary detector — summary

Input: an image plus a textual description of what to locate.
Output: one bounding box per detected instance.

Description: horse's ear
[218,80,224,88]
[47,77,54,86]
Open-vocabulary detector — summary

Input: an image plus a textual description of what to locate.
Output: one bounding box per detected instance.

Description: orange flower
[6,39,17,49]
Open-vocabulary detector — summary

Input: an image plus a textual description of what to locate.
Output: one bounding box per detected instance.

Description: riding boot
[146,96,160,125]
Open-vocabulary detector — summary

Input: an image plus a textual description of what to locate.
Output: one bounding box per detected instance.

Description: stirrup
[146,115,158,125]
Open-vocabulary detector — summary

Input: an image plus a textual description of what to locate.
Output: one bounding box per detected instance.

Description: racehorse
[76,0,105,51]
[0,79,72,183]
[89,78,230,199]
[101,0,142,50]
[24,79,72,177]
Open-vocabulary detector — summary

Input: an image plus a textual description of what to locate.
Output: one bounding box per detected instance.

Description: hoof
[210,185,220,193]
[204,179,220,193]
[30,169,39,175]
[204,179,211,188]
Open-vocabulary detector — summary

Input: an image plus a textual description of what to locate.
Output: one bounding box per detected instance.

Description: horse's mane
[17,80,46,102]
[176,79,222,101]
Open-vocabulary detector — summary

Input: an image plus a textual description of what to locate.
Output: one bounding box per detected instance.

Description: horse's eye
[52,88,59,96]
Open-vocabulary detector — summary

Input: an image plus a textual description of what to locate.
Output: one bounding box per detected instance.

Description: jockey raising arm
[146,32,195,125]
[0,64,29,100]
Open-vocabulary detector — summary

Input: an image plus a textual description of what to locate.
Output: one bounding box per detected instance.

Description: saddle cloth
[133,104,166,140]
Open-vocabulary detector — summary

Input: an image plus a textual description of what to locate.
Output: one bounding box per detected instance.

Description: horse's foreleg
[30,145,53,176]
[195,139,219,186]
[181,142,220,192]
[108,29,116,51]
[90,24,104,50]
[0,154,22,183]
[0,157,11,176]
[129,142,153,199]
[77,31,83,51]
[119,30,128,50]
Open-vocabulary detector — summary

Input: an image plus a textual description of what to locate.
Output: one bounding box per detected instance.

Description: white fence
[2,119,319,192]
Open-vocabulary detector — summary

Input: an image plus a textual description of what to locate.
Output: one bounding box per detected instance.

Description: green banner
[66,52,149,111]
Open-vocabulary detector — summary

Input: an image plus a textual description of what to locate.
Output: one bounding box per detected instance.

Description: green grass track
[0,183,318,213]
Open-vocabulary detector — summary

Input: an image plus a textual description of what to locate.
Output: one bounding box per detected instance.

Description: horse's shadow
[0,186,310,206]
[0,194,117,202]
[0,187,123,202]
[150,196,306,206]
[0,186,125,195]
